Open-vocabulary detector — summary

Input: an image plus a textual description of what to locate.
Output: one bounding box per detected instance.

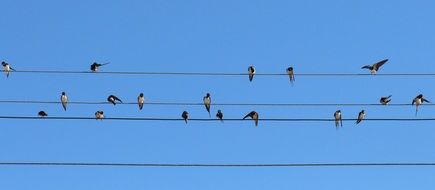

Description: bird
[60,92,68,111]
[203,93,211,117]
[361,59,388,74]
[38,111,48,118]
[287,67,295,85]
[182,111,189,124]
[412,94,430,116]
[95,111,104,120]
[138,93,145,110]
[107,95,123,105]
[380,95,392,105]
[90,62,110,72]
[243,111,259,126]
[216,110,223,122]
[248,65,256,82]
[356,110,365,124]
[2,61,15,78]
[334,110,342,129]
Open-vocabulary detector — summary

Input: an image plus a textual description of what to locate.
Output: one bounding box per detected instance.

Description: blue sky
[1,0,435,189]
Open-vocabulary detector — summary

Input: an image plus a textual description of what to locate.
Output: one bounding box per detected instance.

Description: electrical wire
[9,70,435,76]
[1,116,435,121]
[0,162,434,167]
[0,100,429,107]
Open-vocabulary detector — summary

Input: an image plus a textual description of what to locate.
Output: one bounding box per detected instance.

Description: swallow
[361,59,388,74]
[138,93,145,110]
[2,61,16,78]
[203,93,211,117]
[60,92,68,111]
[287,67,295,85]
[356,110,365,124]
[38,111,48,118]
[216,110,223,122]
[90,62,110,72]
[380,95,392,105]
[95,111,104,120]
[248,65,256,82]
[182,111,189,124]
[334,110,342,129]
[243,111,259,126]
[412,94,430,116]
[107,95,123,105]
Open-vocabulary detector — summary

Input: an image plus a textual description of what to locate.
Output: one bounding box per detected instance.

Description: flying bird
[138,93,145,110]
[361,59,388,74]
[380,95,392,105]
[60,92,68,111]
[243,111,259,126]
[90,62,110,72]
[2,61,15,78]
[412,94,430,116]
[334,110,342,129]
[182,111,189,124]
[216,110,223,122]
[95,111,104,120]
[248,65,256,82]
[107,95,123,105]
[286,67,295,85]
[203,93,211,117]
[38,111,48,118]
[356,110,365,124]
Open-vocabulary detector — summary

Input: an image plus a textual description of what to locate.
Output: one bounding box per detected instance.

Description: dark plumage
[243,111,259,126]
[216,110,223,122]
[90,62,110,72]
[38,111,48,118]
[286,67,295,85]
[361,59,388,74]
[380,95,392,105]
[182,111,189,124]
[107,95,123,105]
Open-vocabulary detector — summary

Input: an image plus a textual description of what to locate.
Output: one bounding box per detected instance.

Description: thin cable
[1,116,435,121]
[10,70,435,76]
[0,162,434,167]
[0,100,429,107]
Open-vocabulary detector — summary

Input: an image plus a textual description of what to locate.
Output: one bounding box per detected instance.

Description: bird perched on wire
[2,61,16,78]
[216,110,223,122]
[248,65,256,82]
[356,110,365,124]
[334,110,342,129]
[286,67,295,85]
[95,111,104,120]
[60,92,68,111]
[38,111,48,118]
[137,93,145,110]
[182,111,189,124]
[107,95,123,105]
[90,62,110,72]
[361,59,388,74]
[203,93,211,117]
[380,95,392,105]
[412,94,430,116]
[243,111,259,126]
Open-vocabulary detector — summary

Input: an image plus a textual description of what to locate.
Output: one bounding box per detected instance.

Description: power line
[0,100,429,107]
[10,70,435,76]
[1,116,435,121]
[0,162,434,168]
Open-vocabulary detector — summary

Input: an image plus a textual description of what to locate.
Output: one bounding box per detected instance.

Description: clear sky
[1,0,435,189]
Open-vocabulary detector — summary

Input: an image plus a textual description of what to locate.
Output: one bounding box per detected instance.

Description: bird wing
[243,112,252,119]
[361,65,372,69]
[114,96,123,103]
[373,59,388,71]
[422,98,431,103]
[412,99,416,105]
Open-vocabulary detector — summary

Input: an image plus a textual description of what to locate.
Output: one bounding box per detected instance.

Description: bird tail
[340,119,343,127]
[101,62,110,66]
[184,119,188,124]
[243,114,250,119]
[249,74,253,82]
[415,106,418,117]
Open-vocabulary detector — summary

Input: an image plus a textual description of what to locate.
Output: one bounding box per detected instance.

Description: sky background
[1,0,435,189]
